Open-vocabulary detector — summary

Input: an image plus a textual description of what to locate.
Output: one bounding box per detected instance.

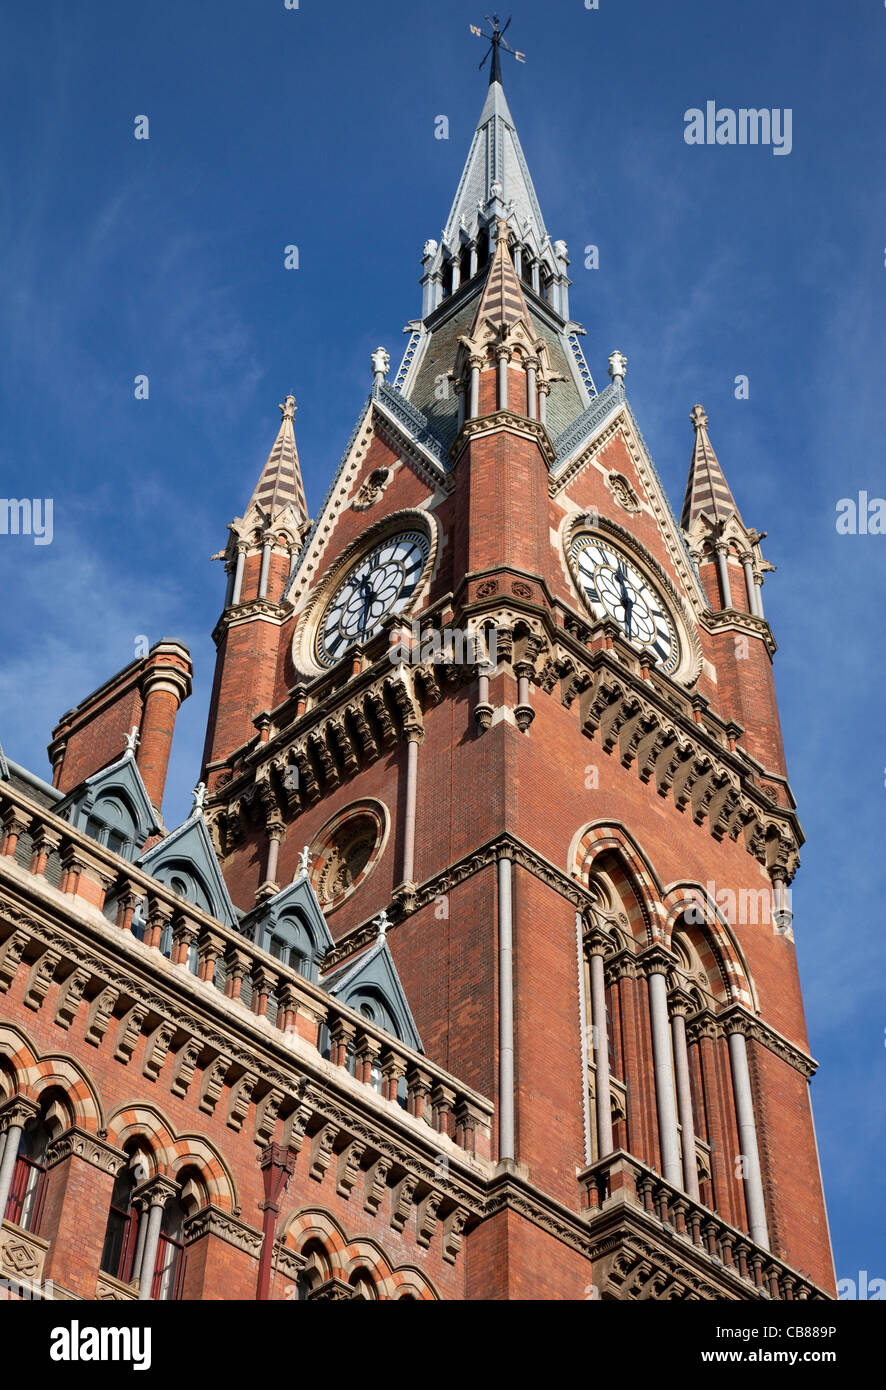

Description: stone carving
[352,466,393,512]
[605,470,641,514]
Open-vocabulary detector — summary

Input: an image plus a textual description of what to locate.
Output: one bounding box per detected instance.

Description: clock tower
[199,57,834,1300]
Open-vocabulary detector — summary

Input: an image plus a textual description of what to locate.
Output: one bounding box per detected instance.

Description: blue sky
[0,0,883,1290]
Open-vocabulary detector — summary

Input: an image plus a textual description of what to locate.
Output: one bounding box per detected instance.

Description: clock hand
[615,564,634,637]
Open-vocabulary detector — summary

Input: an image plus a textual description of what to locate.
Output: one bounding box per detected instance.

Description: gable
[239,874,334,983]
[322,940,423,1053]
[138,813,239,927]
[55,752,159,861]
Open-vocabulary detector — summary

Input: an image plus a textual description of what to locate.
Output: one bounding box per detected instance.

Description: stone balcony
[579,1151,828,1301]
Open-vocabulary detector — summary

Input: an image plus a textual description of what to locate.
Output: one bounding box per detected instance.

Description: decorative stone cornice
[700,605,777,658]
[47,1126,127,1176]
[184,1205,264,1258]
[449,409,557,469]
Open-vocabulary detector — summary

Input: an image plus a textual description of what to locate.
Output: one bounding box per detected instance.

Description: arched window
[5,1114,51,1233]
[100,1148,149,1284]
[267,914,316,978]
[81,793,141,860]
[540,268,553,303]
[458,243,471,284]
[521,251,533,288]
[476,227,489,271]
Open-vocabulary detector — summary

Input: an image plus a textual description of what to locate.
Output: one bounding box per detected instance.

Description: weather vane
[470,15,526,84]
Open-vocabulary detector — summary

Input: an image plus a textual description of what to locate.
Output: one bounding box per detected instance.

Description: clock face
[315,531,430,667]
[571,536,680,674]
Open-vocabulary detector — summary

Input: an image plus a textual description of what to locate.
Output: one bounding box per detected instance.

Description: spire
[247,394,309,528]
[440,55,547,261]
[470,218,532,334]
[681,404,742,530]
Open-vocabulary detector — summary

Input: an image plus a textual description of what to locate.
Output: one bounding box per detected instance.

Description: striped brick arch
[663,886,756,1010]
[0,1024,103,1131]
[282,1209,437,1300]
[106,1105,237,1211]
[572,824,668,943]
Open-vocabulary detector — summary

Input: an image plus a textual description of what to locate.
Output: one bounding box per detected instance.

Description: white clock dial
[315,531,430,667]
[571,536,680,674]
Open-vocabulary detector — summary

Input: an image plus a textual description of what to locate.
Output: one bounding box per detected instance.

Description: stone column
[670,992,700,1200]
[264,821,285,888]
[0,1097,39,1221]
[754,576,766,619]
[401,731,421,886]
[223,559,236,609]
[134,1173,179,1300]
[714,543,733,610]
[537,382,550,429]
[526,360,538,420]
[726,1019,769,1250]
[741,555,758,616]
[231,542,247,605]
[496,348,509,412]
[469,357,482,419]
[642,949,682,1188]
[586,931,613,1159]
[258,539,272,599]
[497,849,515,1163]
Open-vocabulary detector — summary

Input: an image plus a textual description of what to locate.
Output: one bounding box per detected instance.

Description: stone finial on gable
[371,348,390,387]
[608,350,628,387]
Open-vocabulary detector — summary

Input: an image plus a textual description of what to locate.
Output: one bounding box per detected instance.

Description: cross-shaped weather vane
[470,14,526,84]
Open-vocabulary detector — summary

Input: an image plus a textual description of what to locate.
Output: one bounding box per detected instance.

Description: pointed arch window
[476,227,490,271]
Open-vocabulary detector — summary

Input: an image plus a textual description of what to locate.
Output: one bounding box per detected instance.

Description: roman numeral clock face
[315,531,430,668]
[571,536,680,674]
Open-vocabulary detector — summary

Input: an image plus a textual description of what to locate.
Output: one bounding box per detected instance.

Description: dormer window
[83,795,138,859]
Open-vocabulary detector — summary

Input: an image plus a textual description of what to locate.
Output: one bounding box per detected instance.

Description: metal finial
[470,14,526,86]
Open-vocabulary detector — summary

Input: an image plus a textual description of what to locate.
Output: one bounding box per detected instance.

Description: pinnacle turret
[681,404,742,531]
[246,394,309,529]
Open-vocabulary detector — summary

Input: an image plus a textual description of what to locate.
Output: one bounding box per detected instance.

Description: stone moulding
[184,1205,263,1258]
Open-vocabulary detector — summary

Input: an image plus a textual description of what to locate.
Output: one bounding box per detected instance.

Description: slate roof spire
[246,394,309,528]
[681,404,742,529]
[470,217,533,335]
